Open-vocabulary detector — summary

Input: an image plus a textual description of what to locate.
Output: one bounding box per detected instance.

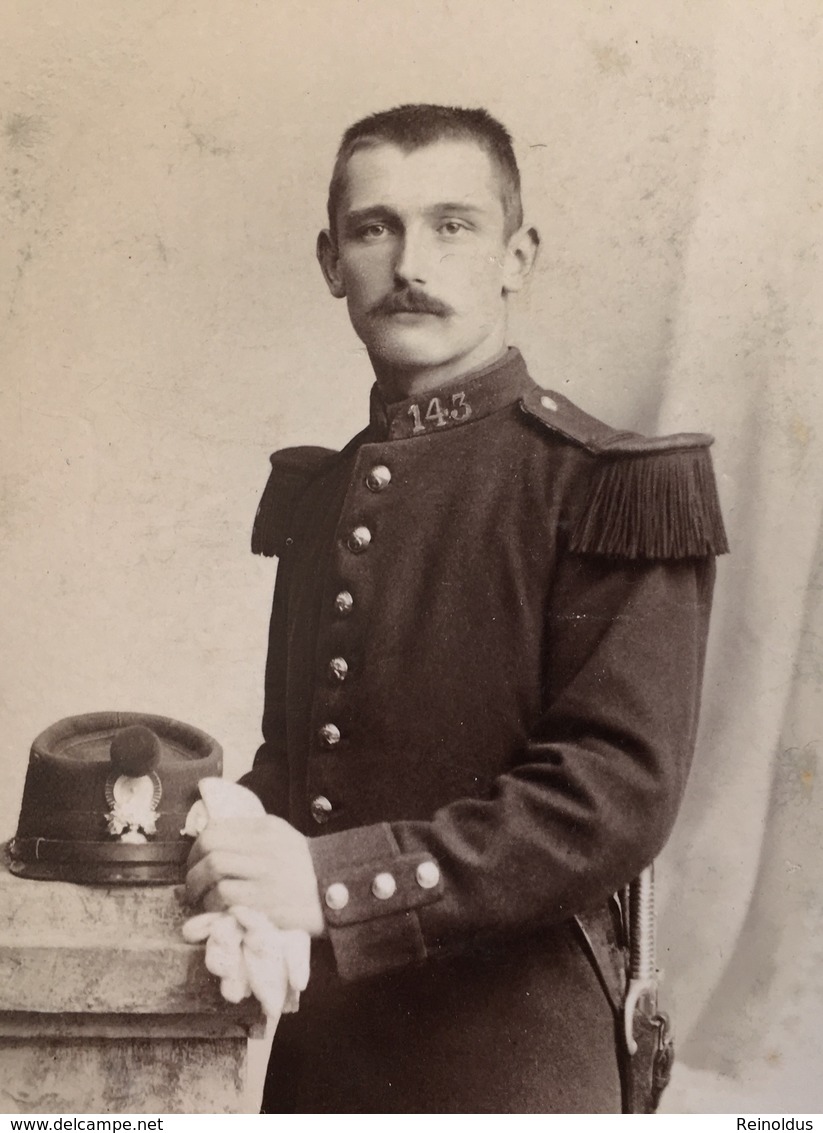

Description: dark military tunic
[241,348,726,1113]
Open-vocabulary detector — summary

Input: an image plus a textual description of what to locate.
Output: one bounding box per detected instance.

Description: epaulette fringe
[251,466,297,557]
[251,446,334,557]
[571,447,729,560]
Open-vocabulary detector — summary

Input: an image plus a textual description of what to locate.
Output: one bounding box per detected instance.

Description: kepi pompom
[110,724,161,777]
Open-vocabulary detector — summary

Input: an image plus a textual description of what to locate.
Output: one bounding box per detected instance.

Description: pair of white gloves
[181,778,311,1020]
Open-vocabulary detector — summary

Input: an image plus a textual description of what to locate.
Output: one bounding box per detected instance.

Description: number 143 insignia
[408,392,473,434]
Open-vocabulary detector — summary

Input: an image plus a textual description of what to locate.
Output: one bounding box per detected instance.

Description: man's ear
[502,225,540,295]
[317,229,346,298]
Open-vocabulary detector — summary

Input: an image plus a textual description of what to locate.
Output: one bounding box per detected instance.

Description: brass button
[366,465,392,492]
[347,526,372,553]
[318,723,341,746]
[371,872,397,900]
[334,590,354,615]
[415,860,440,889]
[540,394,558,412]
[324,882,349,910]
[310,796,333,824]
[329,657,349,682]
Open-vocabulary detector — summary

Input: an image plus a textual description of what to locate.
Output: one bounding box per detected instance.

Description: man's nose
[393,229,430,286]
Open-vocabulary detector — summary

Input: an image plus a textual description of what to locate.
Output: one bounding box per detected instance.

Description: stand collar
[368,348,533,441]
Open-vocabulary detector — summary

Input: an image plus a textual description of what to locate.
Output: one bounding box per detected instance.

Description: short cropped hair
[327,104,523,240]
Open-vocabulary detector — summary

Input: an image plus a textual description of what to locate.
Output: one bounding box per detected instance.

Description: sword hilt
[623,864,658,1055]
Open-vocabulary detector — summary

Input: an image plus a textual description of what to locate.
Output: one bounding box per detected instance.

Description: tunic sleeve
[239,445,335,817]
[237,561,292,820]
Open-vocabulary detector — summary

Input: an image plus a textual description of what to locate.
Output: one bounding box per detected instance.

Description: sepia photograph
[1,0,822,1117]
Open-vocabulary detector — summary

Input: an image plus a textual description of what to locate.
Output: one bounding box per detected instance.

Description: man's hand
[185,816,325,937]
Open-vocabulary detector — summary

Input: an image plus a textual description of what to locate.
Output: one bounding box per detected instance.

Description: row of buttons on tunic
[324,859,441,911]
[310,463,392,825]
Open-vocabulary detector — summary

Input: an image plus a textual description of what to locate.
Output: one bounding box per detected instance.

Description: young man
[186,104,726,1113]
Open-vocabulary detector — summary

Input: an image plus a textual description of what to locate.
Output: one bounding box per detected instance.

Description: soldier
[185,104,727,1113]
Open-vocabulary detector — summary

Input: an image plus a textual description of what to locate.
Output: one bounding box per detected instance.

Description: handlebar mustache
[370,291,453,318]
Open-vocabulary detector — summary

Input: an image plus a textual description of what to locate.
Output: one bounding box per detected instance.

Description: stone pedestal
[0,857,265,1114]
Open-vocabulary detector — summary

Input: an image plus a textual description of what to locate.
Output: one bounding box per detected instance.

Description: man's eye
[359,224,389,241]
[438,220,468,237]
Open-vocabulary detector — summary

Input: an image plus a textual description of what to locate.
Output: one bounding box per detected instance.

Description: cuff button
[324,882,350,911]
[415,861,440,889]
[371,872,397,900]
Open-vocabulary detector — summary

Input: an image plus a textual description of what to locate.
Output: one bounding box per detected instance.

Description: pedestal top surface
[0,852,188,940]
[0,853,263,1024]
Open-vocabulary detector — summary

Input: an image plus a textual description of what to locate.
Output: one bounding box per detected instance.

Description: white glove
[181,777,311,1020]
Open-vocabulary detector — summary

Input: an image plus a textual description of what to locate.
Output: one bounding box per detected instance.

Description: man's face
[320,139,526,377]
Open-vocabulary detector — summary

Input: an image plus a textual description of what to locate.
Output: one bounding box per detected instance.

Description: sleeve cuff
[309,823,444,982]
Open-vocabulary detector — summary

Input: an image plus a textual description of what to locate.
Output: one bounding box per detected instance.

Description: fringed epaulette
[251,446,335,557]
[520,387,729,561]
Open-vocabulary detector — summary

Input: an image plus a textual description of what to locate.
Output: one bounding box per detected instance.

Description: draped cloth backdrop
[655,3,823,1111]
